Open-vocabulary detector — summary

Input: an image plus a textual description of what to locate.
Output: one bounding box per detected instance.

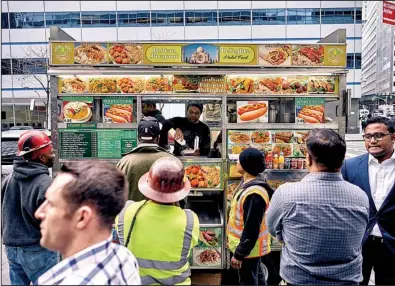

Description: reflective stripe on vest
[118,203,194,271]
[136,209,194,270]
[117,200,134,245]
[141,268,191,285]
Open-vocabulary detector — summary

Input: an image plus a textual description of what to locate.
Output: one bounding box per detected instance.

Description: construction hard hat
[18,130,52,158]
[138,157,191,203]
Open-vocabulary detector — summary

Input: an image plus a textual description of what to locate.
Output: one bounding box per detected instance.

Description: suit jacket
[341,153,395,254]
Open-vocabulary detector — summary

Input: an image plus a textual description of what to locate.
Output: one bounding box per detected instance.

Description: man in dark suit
[341,116,395,285]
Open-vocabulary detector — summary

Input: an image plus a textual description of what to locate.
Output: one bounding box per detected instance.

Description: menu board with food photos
[191,228,222,268]
[295,97,325,124]
[227,130,311,160]
[57,75,338,95]
[51,42,346,67]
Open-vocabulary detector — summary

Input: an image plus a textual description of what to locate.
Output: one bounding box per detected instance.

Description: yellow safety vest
[227,185,271,258]
[115,200,197,285]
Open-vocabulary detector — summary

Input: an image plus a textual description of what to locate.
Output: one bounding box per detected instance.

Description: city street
[0,137,373,286]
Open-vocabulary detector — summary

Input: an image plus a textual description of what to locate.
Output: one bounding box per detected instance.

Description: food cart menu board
[59,128,137,159]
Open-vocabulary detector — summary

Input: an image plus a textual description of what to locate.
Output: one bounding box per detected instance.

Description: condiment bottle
[278,152,284,170]
[273,154,279,170]
[265,151,273,169]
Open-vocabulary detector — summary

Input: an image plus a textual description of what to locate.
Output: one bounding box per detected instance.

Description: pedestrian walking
[117,117,174,202]
[1,130,59,285]
[266,128,369,285]
[342,116,395,285]
[34,161,141,285]
[226,147,274,285]
[115,157,199,285]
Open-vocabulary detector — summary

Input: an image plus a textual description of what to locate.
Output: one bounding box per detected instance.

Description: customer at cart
[117,116,173,202]
[266,128,369,285]
[142,102,166,125]
[341,116,395,285]
[159,103,211,157]
[226,147,274,285]
[2,130,59,285]
[115,157,199,285]
[34,161,141,285]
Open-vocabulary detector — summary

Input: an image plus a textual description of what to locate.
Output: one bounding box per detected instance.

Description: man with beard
[1,130,59,285]
[159,103,211,157]
[342,116,395,285]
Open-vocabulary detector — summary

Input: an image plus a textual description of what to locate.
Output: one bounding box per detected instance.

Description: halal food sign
[383,1,395,25]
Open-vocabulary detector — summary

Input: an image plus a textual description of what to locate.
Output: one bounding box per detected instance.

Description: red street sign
[383,1,395,25]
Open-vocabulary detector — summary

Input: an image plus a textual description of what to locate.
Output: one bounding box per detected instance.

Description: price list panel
[59,129,98,159]
[59,128,137,160]
[97,129,137,158]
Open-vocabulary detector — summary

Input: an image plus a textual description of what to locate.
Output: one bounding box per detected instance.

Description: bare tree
[5,45,50,127]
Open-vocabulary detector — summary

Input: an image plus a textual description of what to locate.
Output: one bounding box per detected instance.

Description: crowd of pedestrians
[2,115,394,285]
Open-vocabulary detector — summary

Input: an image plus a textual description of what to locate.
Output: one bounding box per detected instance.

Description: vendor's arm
[234,193,266,261]
[158,118,178,149]
[199,125,211,156]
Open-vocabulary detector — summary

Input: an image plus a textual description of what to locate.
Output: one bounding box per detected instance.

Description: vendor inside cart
[159,103,211,157]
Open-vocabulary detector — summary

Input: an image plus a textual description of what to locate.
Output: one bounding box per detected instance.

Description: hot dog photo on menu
[103,97,133,123]
[236,101,268,123]
[295,97,325,124]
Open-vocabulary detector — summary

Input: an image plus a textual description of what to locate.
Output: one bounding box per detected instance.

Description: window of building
[151,11,184,26]
[287,8,320,25]
[355,53,361,69]
[117,11,150,27]
[321,8,355,24]
[219,9,251,25]
[252,9,285,25]
[185,10,217,26]
[8,12,45,28]
[1,58,47,75]
[347,54,354,69]
[81,11,116,27]
[2,13,9,29]
[355,8,362,23]
[46,12,80,28]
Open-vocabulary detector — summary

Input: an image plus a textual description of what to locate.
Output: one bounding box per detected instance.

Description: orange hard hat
[17,130,52,159]
[138,157,191,203]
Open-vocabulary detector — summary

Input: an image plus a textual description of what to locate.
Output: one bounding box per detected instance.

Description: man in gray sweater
[1,130,59,285]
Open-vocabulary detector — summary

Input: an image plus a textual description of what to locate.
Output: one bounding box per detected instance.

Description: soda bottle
[278,152,285,170]
[265,151,273,169]
[273,153,279,170]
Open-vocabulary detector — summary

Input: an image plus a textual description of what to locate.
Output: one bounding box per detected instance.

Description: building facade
[1,1,362,130]
[361,1,395,109]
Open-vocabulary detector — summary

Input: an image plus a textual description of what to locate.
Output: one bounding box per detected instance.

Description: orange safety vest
[227,185,271,258]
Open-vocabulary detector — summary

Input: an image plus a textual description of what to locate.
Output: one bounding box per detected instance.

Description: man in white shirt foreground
[34,161,141,285]
[342,116,395,285]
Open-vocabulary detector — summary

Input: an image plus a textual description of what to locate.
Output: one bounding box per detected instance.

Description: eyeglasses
[362,132,392,141]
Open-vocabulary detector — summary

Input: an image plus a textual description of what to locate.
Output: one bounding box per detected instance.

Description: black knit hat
[239,148,266,176]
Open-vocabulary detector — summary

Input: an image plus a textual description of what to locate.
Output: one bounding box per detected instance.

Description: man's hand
[174,128,184,142]
[230,257,242,269]
[192,149,200,156]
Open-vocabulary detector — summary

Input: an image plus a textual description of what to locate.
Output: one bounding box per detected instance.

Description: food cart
[48,27,348,279]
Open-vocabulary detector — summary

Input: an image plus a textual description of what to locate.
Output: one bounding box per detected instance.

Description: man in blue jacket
[341,116,395,285]
[1,130,59,285]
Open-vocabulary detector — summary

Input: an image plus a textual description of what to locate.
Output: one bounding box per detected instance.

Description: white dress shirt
[368,150,395,237]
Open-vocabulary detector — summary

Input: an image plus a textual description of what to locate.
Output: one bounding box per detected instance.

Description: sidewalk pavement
[345,133,364,142]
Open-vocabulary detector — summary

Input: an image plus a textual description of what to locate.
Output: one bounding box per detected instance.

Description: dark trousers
[223,253,267,285]
[361,236,395,285]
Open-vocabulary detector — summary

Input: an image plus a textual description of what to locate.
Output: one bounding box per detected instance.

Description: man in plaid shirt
[266,129,369,285]
[34,161,141,285]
